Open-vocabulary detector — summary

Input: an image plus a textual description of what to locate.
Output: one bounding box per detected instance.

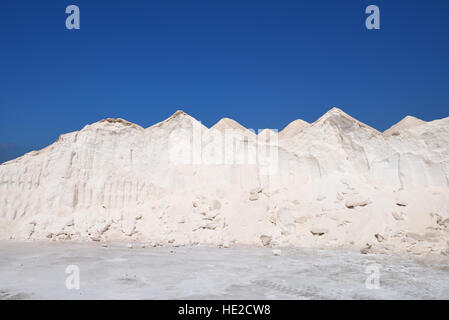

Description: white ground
[0,241,448,300]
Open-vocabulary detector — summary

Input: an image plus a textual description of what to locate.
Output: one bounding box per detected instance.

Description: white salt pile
[0,108,448,256]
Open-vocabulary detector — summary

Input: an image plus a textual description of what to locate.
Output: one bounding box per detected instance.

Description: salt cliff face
[1,108,448,256]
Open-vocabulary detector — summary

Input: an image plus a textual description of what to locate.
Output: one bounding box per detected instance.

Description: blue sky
[1,0,449,163]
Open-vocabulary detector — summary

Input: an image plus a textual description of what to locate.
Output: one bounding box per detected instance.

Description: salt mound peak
[258,128,276,135]
[99,118,135,126]
[312,107,380,133]
[79,117,144,131]
[167,109,188,120]
[211,117,253,134]
[258,128,278,142]
[316,107,356,122]
[148,110,204,130]
[279,119,309,139]
[384,115,426,136]
[95,118,144,130]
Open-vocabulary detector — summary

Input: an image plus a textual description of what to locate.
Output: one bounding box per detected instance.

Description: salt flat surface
[0,241,448,300]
